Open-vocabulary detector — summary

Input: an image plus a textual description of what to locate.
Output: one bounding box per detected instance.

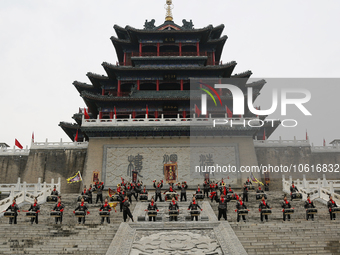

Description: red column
[123,52,126,66]
[212,50,215,66]
[110,110,113,119]
[137,80,140,90]
[139,42,142,56]
[156,80,159,91]
[180,79,183,91]
[102,89,105,96]
[196,42,199,56]
[155,110,158,119]
[157,43,160,56]
[183,110,186,118]
[179,42,182,56]
[132,111,136,119]
[117,80,121,96]
[99,111,103,119]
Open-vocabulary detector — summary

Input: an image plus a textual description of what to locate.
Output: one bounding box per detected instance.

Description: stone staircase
[209,190,340,255]
[0,193,136,254]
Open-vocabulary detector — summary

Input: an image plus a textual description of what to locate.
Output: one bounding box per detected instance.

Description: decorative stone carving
[131,231,222,255]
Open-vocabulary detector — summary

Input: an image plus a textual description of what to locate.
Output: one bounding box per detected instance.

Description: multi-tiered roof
[59,15,279,141]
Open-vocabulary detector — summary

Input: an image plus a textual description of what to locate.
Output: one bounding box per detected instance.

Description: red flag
[15,139,23,149]
[146,105,149,118]
[262,129,266,140]
[74,130,79,142]
[32,132,34,143]
[84,108,90,119]
[323,138,326,146]
[226,106,232,118]
[195,104,201,117]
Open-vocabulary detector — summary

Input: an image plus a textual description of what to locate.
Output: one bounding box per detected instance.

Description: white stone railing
[254,136,310,147]
[311,144,340,153]
[282,175,340,204]
[31,139,88,149]
[0,177,61,216]
[0,146,30,156]
[82,114,262,127]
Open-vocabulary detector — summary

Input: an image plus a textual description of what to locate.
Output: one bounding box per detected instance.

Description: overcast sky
[0,0,339,148]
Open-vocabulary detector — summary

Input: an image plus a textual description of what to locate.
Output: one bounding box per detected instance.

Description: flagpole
[78,171,83,183]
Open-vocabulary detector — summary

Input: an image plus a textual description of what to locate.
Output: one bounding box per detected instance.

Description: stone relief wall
[103,144,240,186]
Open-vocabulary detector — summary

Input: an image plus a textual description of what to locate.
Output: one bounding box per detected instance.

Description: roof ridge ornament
[165,0,174,22]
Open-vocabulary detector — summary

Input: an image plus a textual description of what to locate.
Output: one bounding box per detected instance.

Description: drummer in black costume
[203,179,210,199]
[5,199,20,224]
[153,180,163,202]
[168,197,179,221]
[122,195,134,222]
[52,197,65,224]
[178,181,188,202]
[99,198,112,224]
[290,182,299,201]
[188,196,202,221]
[28,198,40,224]
[236,196,248,222]
[304,195,316,221]
[146,197,159,221]
[259,196,270,222]
[73,197,89,224]
[327,195,338,220]
[51,185,59,196]
[281,195,292,221]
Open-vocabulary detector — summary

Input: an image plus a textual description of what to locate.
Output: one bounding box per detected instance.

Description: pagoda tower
[59,2,279,187]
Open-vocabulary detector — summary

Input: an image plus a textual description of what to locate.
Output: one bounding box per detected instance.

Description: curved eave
[206,35,228,62]
[245,79,266,88]
[113,24,130,40]
[110,36,132,62]
[209,24,225,40]
[59,122,81,141]
[102,61,237,79]
[73,81,97,94]
[124,24,215,43]
[231,71,253,79]
[87,72,111,88]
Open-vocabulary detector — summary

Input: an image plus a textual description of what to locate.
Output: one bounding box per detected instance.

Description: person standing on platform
[259,196,270,222]
[168,197,179,221]
[28,198,40,224]
[146,197,159,222]
[122,195,134,222]
[264,181,269,192]
[5,199,20,224]
[203,179,210,199]
[52,197,64,224]
[154,180,163,202]
[51,185,59,196]
[216,194,228,221]
[304,195,316,221]
[88,184,93,204]
[243,183,248,202]
[290,182,299,201]
[256,185,264,194]
[246,178,252,185]
[188,196,202,221]
[281,195,292,221]
[327,195,338,220]
[95,181,104,204]
[73,197,89,224]
[178,181,188,202]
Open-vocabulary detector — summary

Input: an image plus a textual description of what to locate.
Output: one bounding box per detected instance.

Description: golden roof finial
[165,0,174,22]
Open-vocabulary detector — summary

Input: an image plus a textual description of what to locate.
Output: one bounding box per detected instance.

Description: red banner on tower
[15,139,23,149]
